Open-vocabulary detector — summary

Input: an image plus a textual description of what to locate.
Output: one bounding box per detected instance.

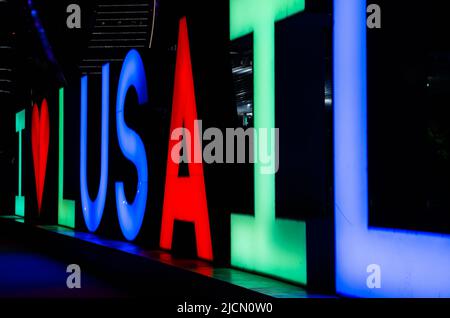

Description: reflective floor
[39,223,316,298]
[0,239,126,298]
[0,216,327,299]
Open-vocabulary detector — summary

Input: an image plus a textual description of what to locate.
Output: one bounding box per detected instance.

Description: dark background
[367,0,450,234]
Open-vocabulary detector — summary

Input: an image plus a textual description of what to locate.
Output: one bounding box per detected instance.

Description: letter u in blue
[80,64,110,232]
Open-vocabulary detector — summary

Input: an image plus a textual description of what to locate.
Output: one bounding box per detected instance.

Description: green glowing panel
[15,109,25,217]
[230,0,307,285]
[58,88,75,228]
[15,196,24,217]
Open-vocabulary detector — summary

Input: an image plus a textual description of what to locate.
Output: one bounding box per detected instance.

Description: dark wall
[368,1,450,234]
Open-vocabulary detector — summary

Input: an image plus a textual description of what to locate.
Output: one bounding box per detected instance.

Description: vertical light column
[230,0,307,285]
[15,109,25,217]
[58,88,75,228]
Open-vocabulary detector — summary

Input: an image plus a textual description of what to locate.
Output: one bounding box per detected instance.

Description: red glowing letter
[159,17,213,261]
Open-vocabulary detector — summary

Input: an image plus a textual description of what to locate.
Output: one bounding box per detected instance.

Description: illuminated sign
[5,0,450,297]
[334,0,450,297]
[15,109,26,217]
[159,18,213,261]
[76,19,214,254]
[58,88,76,228]
[31,99,50,213]
[80,64,110,232]
[5,7,316,285]
[229,0,307,285]
[115,49,149,241]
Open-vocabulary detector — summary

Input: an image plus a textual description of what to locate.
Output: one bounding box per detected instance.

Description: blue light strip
[27,0,65,83]
[334,0,450,297]
[115,50,149,241]
[80,64,110,232]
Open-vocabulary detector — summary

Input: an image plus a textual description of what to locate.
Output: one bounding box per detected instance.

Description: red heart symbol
[31,99,50,213]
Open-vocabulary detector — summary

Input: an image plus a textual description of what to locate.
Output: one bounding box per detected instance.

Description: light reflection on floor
[37,223,325,298]
[0,216,331,298]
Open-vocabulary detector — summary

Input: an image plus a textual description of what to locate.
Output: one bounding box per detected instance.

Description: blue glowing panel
[80,64,110,232]
[115,50,149,241]
[334,0,450,297]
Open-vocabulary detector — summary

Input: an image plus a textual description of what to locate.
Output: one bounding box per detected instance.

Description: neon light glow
[31,99,50,213]
[160,17,213,261]
[80,64,110,232]
[58,88,75,228]
[334,0,450,297]
[230,0,307,285]
[15,109,26,217]
[115,49,149,241]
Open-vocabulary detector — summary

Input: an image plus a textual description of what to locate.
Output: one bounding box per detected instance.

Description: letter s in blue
[115,49,149,241]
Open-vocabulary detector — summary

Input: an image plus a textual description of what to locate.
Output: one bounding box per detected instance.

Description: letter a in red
[160,17,213,260]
